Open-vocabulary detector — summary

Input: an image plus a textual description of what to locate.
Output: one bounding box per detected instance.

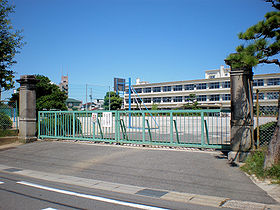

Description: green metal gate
[38,109,230,150]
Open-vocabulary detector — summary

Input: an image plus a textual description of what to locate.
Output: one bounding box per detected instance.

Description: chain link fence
[254,90,279,147]
[0,101,18,132]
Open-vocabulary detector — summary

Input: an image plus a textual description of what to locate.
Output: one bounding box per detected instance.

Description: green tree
[226,0,280,168]
[0,0,24,100]
[103,91,122,110]
[182,94,200,110]
[9,75,67,111]
[151,103,159,110]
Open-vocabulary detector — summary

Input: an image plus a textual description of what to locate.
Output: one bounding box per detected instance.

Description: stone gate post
[229,67,254,162]
[17,75,39,143]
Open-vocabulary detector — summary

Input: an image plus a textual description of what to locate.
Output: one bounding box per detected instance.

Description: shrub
[241,149,280,183]
[0,112,13,130]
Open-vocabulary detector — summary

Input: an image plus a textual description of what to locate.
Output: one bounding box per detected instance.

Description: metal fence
[254,90,279,147]
[0,101,18,130]
[38,109,230,150]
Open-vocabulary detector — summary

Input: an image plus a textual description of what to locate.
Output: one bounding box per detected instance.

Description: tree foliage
[151,103,159,110]
[103,91,122,110]
[9,75,67,111]
[0,0,24,100]
[182,94,200,110]
[226,0,279,68]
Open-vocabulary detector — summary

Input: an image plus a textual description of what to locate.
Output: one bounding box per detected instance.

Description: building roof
[129,73,280,88]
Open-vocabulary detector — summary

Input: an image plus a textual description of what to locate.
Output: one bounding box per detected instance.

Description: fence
[0,101,18,131]
[38,109,230,150]
[254,90,279,148]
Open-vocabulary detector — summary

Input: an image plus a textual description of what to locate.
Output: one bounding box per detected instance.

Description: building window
[125,99,134,104]
[253,79,264,86]
[135,88,142,93]
[153,87,161,92]
[143,98,151,103]
[209,75,215,79]
[153,97,161,103]
[267,92,279,99]
[163,86,171,92]
[173,96,183,102]
[197,95,207,101]
[253,93,264,100]
[173,85,183,91]
[184,84,194,90]
[222,81,230,88]
[222,94,231,101]
[196,83,207,89]
[143,87,151,93]
[125,89,129,94]
[209,94,220,101]
[162,97,172,102]
[209,82,220,89]
[267,78,280,86]
[134,98,142,104]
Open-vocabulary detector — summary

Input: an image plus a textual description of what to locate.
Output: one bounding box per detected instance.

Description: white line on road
[42,208,58,210]
[17,181,168,210]
[0,181,4,184]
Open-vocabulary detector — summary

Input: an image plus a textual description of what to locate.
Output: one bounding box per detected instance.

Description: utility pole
[109,86,111,111]
[86,84,88,111]
[90,88,93,110]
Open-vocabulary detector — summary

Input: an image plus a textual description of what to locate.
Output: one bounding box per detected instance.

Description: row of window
[126,94,231,104]
[253,92,279,100]
[125,92,279,104]
[132,81,230,93]
[253,78,280,86]
[130,78,280,94]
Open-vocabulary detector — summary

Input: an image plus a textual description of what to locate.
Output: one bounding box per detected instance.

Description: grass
[241,148,280,184]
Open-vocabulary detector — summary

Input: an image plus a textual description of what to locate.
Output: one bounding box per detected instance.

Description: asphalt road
[0,171,226,210]
[0,141,278,209]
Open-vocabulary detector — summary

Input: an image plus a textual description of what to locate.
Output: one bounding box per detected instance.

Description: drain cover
[136,189,168,197]
[3,168,22,172]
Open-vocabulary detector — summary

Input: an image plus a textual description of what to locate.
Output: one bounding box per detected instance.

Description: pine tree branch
[259,58,280,67]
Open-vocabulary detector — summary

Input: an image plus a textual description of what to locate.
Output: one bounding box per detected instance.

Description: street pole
[90,88,93,110]
[109,86,111,111]
[86,84,88,111]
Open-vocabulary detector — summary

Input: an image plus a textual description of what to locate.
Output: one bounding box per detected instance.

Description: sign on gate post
[102,112,112,128]
[92,113,98,123]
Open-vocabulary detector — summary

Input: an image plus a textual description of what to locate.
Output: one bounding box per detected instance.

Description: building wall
[124,68,280,110]
[59,75,69,96]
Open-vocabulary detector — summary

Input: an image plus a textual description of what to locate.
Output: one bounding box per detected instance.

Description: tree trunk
[264,93,280,169]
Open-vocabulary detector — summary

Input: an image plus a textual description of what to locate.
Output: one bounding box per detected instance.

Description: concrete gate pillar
[17,75,39,143]
[228,67,254,162]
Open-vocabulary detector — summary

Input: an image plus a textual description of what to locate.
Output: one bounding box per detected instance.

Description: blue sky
[3,0,279,102]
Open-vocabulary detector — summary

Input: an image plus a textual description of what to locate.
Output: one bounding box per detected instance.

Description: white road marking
[42,208,58,210]
[0,181,4,184]
[17,181,167,210]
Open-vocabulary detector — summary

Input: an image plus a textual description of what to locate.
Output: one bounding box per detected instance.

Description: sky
[3,0,279,102]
